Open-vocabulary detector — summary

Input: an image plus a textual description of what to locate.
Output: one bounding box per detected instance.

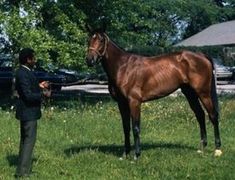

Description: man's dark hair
[19,48,35,64]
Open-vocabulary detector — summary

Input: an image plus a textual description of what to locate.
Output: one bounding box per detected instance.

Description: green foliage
[181,1,219,39]
[0,0,234,71]
[0,0,87,70]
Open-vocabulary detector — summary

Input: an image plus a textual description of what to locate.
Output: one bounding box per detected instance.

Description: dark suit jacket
[15,66,42,121]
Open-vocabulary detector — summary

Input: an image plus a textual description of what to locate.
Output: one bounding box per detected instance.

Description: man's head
[19,48,36,68]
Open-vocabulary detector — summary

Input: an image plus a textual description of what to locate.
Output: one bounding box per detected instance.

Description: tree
[182,0,235,39]
[77,0,189,49]
[0,0,234,70]
[0,0,87,70]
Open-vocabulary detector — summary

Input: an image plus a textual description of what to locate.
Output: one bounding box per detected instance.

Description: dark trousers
[16,120,37,176]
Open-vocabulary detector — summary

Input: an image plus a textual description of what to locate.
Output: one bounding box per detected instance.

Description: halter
[88,33,109,57]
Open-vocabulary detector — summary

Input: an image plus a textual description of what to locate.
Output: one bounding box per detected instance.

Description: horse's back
[116,50,213,101]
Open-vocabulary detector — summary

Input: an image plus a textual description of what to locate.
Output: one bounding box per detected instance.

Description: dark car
[0,66,13,90]
[53,68,78,84]
[33,66,66,90]
[0,56,66,91]
[36,62,80,85]
[0,55,14,90]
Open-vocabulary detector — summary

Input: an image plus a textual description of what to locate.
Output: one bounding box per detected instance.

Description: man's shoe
[14,171,36,179]
[14,173,30,179]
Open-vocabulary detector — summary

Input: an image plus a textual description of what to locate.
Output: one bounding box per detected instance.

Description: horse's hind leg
[181,86,207,151]
[197,93,221,154]
[118,99,131,158]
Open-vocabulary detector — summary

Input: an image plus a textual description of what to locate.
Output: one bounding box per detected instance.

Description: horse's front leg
[129,99,141,160]
[117,99,131,158]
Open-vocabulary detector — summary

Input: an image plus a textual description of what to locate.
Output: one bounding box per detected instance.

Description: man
[15,48,51,178]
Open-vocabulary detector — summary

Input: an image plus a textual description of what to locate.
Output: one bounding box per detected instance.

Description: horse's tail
[205,55,219,114]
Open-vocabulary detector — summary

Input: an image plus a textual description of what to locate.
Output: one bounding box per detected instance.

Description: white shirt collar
[21,65,31,71]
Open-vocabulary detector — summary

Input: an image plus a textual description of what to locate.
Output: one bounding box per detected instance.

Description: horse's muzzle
[86,57,96,67]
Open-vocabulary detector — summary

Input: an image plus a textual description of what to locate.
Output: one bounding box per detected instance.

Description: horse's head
[86,32,108,67]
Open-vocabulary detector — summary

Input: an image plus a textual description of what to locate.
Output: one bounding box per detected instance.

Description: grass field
[0,94,235,180]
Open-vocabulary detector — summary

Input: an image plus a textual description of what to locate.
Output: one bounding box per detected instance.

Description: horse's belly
[141,81,180,101]
[120,68,183,101]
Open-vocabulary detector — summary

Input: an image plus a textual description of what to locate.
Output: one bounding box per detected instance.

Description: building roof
[175,20,235,47]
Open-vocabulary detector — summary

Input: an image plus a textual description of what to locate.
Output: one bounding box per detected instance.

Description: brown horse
[86,31,222,159]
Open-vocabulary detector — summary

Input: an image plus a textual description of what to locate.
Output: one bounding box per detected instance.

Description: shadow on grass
[64,142,196,157]
[6,154,18,167]
[6,154,38,167]
[47,91,112,109]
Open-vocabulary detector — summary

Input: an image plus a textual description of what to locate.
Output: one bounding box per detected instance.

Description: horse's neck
[106,41,125,60]
[102,41,128,81]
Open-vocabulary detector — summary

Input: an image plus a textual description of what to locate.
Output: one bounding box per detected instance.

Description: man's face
[26,56,36,68]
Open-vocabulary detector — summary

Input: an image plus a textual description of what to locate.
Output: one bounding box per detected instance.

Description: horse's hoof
[134,154,140,161]
[119,157,124,161]
[119,152,129,160]
[214,149,222,157]
[119,155,126,161]
[197,149,203,154]
[132,157,138,163]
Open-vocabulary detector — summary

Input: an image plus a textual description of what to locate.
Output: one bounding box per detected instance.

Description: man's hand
[39,81,50,89]
[42,89,51,97]
[40,81,51,97]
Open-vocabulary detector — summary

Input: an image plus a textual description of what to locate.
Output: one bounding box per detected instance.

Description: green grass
[1,95,235,179]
